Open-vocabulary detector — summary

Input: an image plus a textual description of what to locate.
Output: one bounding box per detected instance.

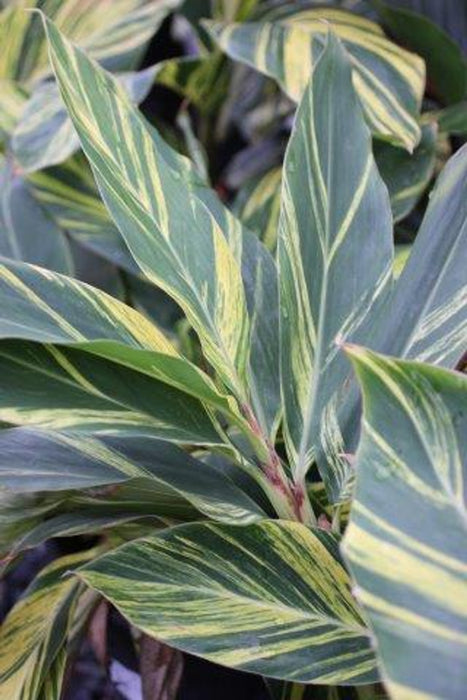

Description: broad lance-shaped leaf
[205,7,425,150]
[0,340,222,445]
[42,17,250,400]
[378,142,467,368]
[343,348,467,700]
[27,151,279,434]
[78,520,378,684]
[0,257,243,423]
[43,17,281,436]
[0,429,265,524]
[336,143,467,485]
[0,161,74,274]
[0,0,181,83]
[278,33,393,498]
[12,66,157,173]
[0,549,93,698]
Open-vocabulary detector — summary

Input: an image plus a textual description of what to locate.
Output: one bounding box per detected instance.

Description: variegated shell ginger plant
[0,12,466,700]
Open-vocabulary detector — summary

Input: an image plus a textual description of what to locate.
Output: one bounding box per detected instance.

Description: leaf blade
[79,520,378,685]
[343,347,467,699]
[278,33,393,499]
[205,8,425,150]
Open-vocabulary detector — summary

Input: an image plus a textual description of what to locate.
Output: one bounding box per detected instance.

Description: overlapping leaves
[206,7,426,150]
[278,32,393,500]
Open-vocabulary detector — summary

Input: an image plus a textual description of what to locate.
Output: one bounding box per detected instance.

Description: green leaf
[343,347,467,700]
[153,55,231,116]
[10,511,159,557]
[430,101,467,137]
[0,340,222,444]
[0,162,74,274]
[373,0,467,105]
[378,143,467,367]
[205,7,426,150]
[0,0,181,83]
[0,257,241,421]
[374,122,437,223]
[43,17,281,436]
[0,429,265,523]
[0,549,93,698]
[27,154,139,274]
[233,167,282,251]
[12,67,157,173]
[43,16,251,400]
[78,520,378,684]
[0,490,62,556]
[278,33,393,500]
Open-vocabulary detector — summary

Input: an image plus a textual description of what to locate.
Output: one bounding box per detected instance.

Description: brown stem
[140,635,184,700]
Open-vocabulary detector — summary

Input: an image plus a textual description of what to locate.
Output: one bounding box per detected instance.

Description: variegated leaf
[0,0,181,83]
[12,67,156,172]
[78,520,378,684]
[0,428,265,524]
[205,7,426,150]
[337,145,467,483]
[343,347,467,700]
[43,17,281,436]
[379,142,467,368]
[233,166,282,251]
[27,154,139,274]
[43,17,251,399]
[30,152,280,438]
[0,549,93,699]
[374,122,437,223]
[0,257,243,422]
[0,340,222,444]
[278,33,393,499]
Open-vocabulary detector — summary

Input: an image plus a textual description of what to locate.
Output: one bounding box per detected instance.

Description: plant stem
[242,403,316,525]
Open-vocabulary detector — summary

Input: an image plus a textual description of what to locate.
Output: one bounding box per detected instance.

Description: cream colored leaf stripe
[42,16,251,399]
[0,342,223,445]
[343,347,467,699]
[0,258,244,423]
[78,520,378,685]
[205,8,425,150]
[278,33,393,501]
[0,550,92,699]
